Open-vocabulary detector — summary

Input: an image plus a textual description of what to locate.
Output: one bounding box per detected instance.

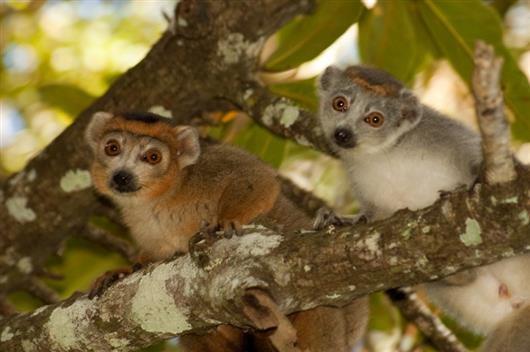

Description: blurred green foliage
[39,83,96,116]
[359,0,428,83]
[269,77,318,111]
[368,292,401,332]
[415,0,530,140]
[1,0,529,351]
[264,0,364,71]
[264,0,530,142]
[0,0,172,171]
[442,315,483,350]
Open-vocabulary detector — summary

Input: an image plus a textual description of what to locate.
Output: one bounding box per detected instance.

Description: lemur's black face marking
[333,127,356,149]
[110,169,140,193]
[121,112,168,124]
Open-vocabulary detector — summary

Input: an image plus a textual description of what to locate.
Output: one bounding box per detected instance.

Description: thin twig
[80,224,137,263]
[162,10,177,35]
[26,277,60,305]
[0,295,16,319]
[93,201,123,226]
[472,41,517,184]
[34,269,63,281]
[387,288,468,352]
[279,176,328,217]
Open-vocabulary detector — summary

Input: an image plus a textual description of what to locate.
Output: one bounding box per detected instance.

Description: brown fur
[248,299,369,352]
[345,66,403,97]
[91,143,283,261]
[290,300,369,351]
[86,113,368,352]
[102,116,180,153]
[143,162,180,199]
[180,325,248,352]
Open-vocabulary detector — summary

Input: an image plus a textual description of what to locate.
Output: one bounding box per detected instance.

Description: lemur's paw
[189,220,222,267]
[438,184,468,199]
[131,262,145,272]
[220,220,243,238]
[88,267,133,299]
[313,208,337,230]
[313,207,366,230]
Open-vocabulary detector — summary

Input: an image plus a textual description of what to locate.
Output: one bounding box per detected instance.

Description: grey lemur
[85,111,368,352]
[316,65,530,352]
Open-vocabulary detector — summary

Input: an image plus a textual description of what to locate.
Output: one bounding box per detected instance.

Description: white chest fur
[121,201,207,261]
[342,146,530,335]
[345,149,466,219]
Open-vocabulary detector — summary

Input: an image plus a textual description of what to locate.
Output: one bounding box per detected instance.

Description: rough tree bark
[0,0,315,294]
[1,0,529,351]
[473,41,517,185]
[1,167,529,351]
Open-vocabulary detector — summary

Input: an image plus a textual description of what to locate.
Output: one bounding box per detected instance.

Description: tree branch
[79,224,137,263]
[1,169,528,351]
[0,0,314,294]
[473,41,517,185]
[25,278,60,305]
[278,176,328,217]
[0,296,16,319]
[1,2,529,351]
[231,83,335,155]
[387,288,467,352]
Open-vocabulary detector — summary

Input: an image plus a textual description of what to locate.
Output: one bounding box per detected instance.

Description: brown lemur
[85,111,368,352]
[316,65,530,352]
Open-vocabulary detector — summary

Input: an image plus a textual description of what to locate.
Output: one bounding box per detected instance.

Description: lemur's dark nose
[334,128,356,148]
[113,170,132,185]
[110,170,137,193]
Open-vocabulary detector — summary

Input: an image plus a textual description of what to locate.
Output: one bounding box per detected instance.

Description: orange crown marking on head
[345,66,402,98]
[102,116,179,150]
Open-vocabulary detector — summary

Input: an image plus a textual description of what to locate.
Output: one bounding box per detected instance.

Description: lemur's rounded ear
[174,126,200,170]
[319,66,342,92]
[85,111,114,151]
[399,89,422,123]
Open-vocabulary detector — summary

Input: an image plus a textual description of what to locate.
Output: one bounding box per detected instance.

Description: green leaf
[359,1,428,84]
[45,237,127,299]
[441,315,483,349]
[8,291,42,313]
[264,0,365,72]
[368,292,400,332]
[233,123,288,168]
[404,1,443,60]
[207,114,291,169]
[489,0,518,16]
[138,341,172,352]
[268,78,318,112]
[39,84,95,118]
[417,0,530,141]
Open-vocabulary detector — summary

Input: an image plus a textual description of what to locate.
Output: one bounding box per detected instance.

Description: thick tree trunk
[0,0,314,294]
[1,166,529,351]
[0,1,528,351]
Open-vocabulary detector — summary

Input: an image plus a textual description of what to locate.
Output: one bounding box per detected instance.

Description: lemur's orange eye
[142,149,162,165]
[364,112,385,128]
[104,140,121,156]
[332,96,349,112]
